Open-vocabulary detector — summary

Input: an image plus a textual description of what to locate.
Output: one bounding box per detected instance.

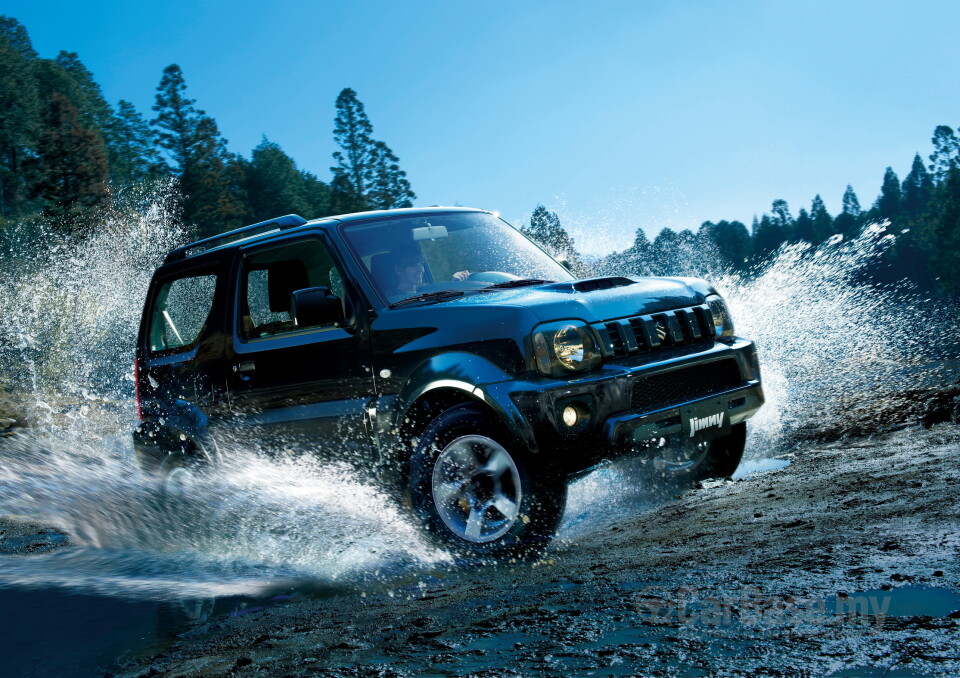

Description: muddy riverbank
[105,421,960,677]
[2,378,959,676]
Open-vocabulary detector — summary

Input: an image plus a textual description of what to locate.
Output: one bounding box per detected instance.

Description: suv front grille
[631,359,743,413]
[594,304,714,359]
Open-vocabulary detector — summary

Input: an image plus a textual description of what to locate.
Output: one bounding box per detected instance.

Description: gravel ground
[0,515,70,555]
[2,382,959,677]
[103,422,960,677]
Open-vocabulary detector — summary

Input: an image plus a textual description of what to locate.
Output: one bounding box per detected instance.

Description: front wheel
[653,422,747,482]
[408,404,566,560]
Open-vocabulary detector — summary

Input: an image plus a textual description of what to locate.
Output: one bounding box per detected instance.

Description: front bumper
[502,338,764,473]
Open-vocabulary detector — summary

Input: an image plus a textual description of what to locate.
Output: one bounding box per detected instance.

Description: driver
[389,246,426,296]
[385,245,470,298]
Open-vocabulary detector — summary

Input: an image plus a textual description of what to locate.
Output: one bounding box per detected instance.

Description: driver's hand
[452,270,470,281]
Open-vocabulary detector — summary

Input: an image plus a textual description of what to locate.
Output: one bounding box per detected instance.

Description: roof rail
[164,214,309,263]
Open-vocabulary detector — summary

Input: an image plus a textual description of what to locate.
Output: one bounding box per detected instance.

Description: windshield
[341,212,576,305]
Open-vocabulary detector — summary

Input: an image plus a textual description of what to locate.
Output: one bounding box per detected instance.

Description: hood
[429,275,714,324]
[370,276,716,367]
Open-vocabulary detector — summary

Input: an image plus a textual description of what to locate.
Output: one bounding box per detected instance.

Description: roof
[162,206,489,264]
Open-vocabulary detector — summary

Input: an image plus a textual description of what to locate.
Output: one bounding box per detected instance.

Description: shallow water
[0,194,957,643]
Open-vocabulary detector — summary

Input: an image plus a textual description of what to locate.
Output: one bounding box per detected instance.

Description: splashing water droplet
[0,194,956,601]
[0,185,448,600]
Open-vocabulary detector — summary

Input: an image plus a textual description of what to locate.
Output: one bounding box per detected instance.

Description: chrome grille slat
[593,304,715,358]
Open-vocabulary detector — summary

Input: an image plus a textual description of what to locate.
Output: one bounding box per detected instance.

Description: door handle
[234,361,256,374]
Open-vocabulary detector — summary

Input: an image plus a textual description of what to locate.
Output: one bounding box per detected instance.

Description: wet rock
[250,634,271,646]
[0,516,70,554]
[774,519,807,529]
[231,656,253,670]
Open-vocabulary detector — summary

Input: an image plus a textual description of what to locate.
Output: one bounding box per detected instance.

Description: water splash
[0,187,447,600]
[0,182,184,439]
[592,222,960,453]
[0,430,446,599]
[0,193,956,601]
[715,225,959,450]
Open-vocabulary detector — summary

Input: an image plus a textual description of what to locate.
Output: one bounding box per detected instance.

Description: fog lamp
[562,405,580,427]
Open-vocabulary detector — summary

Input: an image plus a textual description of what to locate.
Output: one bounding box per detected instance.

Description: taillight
[134,358,143,421]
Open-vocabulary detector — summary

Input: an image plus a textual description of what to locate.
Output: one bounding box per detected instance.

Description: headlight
[705,294,735,339]
[554,325,586,369]
[532,321,601,376]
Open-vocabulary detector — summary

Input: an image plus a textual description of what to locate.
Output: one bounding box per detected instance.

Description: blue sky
[5,0,960,254]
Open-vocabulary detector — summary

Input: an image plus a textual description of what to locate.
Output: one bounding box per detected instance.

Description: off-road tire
[654,422,747,482]
[408,403,566,560]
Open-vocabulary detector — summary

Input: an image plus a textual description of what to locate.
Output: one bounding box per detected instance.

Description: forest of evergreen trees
[520,145,960,296]
[3,15,960,296]
[0,16,414,240]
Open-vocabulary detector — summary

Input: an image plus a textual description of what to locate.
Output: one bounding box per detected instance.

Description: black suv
[134,207,764,557]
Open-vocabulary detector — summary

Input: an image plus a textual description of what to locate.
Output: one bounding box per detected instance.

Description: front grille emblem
[656,322,668,342]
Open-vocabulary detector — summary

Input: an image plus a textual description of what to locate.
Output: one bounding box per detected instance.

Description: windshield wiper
[481,278,553,290]
[389,290,465,307]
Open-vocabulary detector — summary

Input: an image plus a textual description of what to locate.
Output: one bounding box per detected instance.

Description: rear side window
[240,238,346,340]
[148,274,218,353]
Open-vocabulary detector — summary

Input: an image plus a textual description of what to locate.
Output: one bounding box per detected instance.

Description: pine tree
[650,228,682,276]
[770,199,794,238]
[834,185,862,237]
[810,194,833,242]
[902,153,934,215]
[331,88,373,204]
[53,52,114,134]
[111,100,164,185]
[753,214,786,260]
[699,220,751,269]
[523,205,576,255]
[151,65,247,235]
[329,172,367,214]
[367,140,414,209]
[0,16,40,218]
[842,185,861,217]
[931,166,960,292]
[521,204,586,273]
[331,88,415,210]
[25,92,109,225]
[151,64,203,171]
[0,16,37,59]
[623,228,653,275]
[794,208,813,243]
[180,115,247,236]
[246,137,311,220]
[929,125,959,182]
[597,227,653,277]
[301,170,331,218]
[874,167,901,220]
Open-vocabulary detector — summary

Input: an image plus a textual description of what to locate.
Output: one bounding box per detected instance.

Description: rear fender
[133,399,219,474]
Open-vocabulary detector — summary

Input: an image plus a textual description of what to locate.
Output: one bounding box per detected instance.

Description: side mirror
[291,286,343,328]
